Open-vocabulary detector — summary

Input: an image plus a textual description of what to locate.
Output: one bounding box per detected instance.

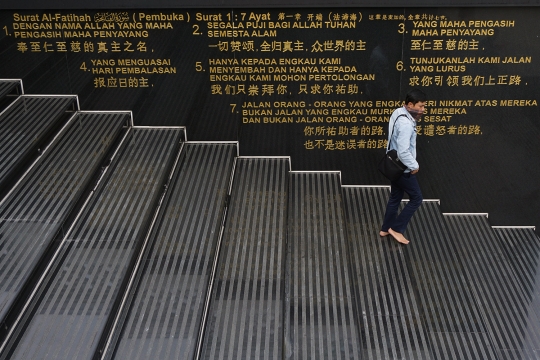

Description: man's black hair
[405,88,427,105]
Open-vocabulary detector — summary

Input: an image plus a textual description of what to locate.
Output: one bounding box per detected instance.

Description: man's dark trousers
[381,172,423,234]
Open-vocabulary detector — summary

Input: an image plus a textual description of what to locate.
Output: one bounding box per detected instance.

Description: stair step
[106,142,237,360]
[285,172,362,359]
[0,112,129,334]
[201,157,289,360]
[0,95,77,196]
[444,214,540,359]
[0,80,22,102]
[493,226,540,323]
[403,205,496,359]
[342,186,432,359]
[2,128,183,360]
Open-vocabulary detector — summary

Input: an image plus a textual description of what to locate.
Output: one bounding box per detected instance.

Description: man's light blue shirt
[387,106,419,173]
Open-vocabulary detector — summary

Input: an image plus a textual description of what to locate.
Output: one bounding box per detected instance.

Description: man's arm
[395,118,419,172]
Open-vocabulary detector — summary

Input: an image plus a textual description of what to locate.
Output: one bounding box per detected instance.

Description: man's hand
[411,168,419,174]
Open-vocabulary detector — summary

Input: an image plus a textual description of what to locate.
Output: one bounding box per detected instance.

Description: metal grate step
[200,157,290,360]
[445,215,540,359]
[1,128,183,360]
[0,80,22,100]
[105,142,237,360]
[0,111,129,331]
[0,95,78,195]
[494,226,540,360]
[493,226,540,325]
[342,186,432,359]
[405,206,496,359]
[285,172,361,359]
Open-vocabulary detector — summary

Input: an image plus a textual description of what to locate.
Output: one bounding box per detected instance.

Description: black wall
[2,0,540,9]
[1,6,539,232]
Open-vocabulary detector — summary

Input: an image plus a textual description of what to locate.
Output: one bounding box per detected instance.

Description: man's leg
[390,173,423,235]
[380,182,405,235]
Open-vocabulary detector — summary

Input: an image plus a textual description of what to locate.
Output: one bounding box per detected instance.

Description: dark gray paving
[107,143,237,360]
[201,157,289,360]
[285,172,362,360]
[0,112,129,328]
[3,128,183,360]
